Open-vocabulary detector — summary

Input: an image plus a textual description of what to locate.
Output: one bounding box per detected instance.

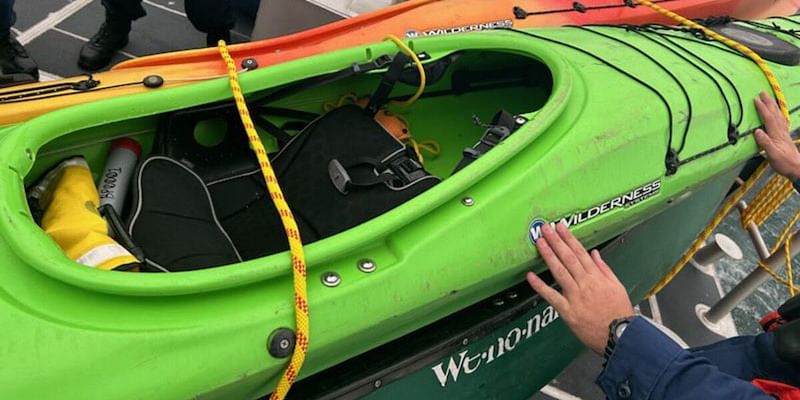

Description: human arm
[598,316,775,399]
[525,223,776,399]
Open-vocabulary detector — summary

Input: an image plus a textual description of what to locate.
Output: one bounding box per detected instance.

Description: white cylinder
[98,138,141,212]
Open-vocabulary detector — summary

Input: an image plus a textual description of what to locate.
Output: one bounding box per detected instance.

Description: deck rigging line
[630,0,798,297]
[504,28,682,174]
[575,25,695,155]
[0,75,142,104]
[512,0,676,19]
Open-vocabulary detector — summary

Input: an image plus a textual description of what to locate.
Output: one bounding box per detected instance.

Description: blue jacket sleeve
[689,331,800,386]
[596,317,774,400]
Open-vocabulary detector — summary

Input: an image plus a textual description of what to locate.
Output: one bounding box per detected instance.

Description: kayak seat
[127,103,439,271]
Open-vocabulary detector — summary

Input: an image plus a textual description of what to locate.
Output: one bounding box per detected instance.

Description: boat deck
[13,0,255,80]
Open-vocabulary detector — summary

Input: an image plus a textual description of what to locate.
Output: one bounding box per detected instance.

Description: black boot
[0,34,38,80]
[206,30,231,47]
[78,18,131,71]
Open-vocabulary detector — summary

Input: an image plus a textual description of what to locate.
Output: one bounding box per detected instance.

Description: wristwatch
[603,316,634,363]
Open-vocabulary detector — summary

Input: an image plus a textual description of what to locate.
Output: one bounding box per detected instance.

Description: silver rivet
[506,291,518,300]
[279,338,290,349]
[462,197,475,207]
[515,117,527,125]
[374,380,382,388]
[462,338,469,346]
[321,272,341,287]
[493,298,505,306]
[358,258,376,273]
[24,148,32,160]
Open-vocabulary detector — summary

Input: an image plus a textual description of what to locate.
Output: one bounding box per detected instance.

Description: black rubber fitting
[241,58,258,70]
[727,124,739,145]
[513,6,528,20]
[665,149,680,176]
[268,327,296,358]
[142,75,164,88]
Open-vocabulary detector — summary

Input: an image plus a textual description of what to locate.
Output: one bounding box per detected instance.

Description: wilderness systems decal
[529,180,662,244]
[405,20,513,38]
[431,305,559,387]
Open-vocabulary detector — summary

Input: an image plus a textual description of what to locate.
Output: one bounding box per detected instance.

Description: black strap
[255,55,394,105]
[99,204,146,263]
[254,106,319,121]
[367,52,412,114]
[251,107,320,148]
[452,110,525,174]
[253,114,293,147]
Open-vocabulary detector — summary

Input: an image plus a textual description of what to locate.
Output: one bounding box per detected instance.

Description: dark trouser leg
[0,0,37,79]
[185,0,235,46]
[0,0,16,37]
[101,0,146,21]
[79,0,145,70]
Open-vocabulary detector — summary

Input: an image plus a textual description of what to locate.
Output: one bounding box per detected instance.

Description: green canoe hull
[1,16,799,399]
[287,167,740,400]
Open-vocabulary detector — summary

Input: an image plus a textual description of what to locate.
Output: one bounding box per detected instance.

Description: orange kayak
[0,0,796,125]
[116,0,800,72]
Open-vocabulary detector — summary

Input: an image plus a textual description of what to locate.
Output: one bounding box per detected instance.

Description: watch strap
[603,316,634,364]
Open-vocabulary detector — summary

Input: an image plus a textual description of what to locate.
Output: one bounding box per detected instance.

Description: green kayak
[1,16,800,399]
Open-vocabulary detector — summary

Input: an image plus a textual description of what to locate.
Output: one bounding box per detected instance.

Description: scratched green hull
[1,17,799,399]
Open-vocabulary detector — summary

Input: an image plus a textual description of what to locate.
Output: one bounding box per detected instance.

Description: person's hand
[526,223,634,355]
[754,91,800,180]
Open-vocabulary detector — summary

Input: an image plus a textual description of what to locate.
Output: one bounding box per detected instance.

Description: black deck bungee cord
[505,19,800,173]
[773,16,800,28]
[738,19,800,41]
[575,25,694,155]
[0,74,99,102]
[628,26,738,142]
[502,27,681,174]
[645,28,745,128]
[512,0,676,19]
[0,80,147,104]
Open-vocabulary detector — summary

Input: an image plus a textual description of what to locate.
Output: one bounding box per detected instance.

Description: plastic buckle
[462,147,481,160]
[388,157,426,184]
[480,126,512,147]
[328,159,352,195]
[352,54,393,73]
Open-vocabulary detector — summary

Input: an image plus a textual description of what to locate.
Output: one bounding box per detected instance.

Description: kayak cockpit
[1,35,569,294]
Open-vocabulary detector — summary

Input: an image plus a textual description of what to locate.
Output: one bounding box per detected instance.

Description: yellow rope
[757,259,791,287]
[785,234,797,296]
[648,163,769,295]
[771,209,800,254]
[217,41,309,400]
[633,0,789,121]
[323,92,359,112]
[634,0,796,296]
[407,138,442,163]
[740,174,794,228]
[384,34,426,108]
